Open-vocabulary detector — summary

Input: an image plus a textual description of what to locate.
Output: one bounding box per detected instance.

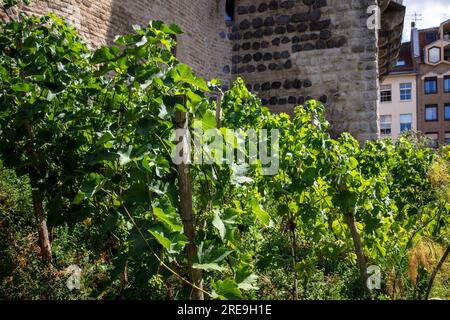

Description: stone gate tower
[1,0,405,142]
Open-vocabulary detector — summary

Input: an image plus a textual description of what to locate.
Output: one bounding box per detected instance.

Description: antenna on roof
[407,13,423,26]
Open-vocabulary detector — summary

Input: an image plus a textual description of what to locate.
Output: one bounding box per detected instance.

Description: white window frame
[400,83,412,101]
[380,115,392,135]
[380,85,392,103]
[400,114,412,133]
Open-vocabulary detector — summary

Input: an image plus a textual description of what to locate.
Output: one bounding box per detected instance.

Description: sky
[402,0,450,41]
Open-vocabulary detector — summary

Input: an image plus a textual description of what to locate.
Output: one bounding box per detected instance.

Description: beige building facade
[380,72,417,140]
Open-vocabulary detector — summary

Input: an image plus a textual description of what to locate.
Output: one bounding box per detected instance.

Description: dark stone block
[264,17,275,26]
[281,51,290,59]
[297,23,309,33]
[310,34,319,40]
[303,43,315,51]
[231,25,239,32]
[252,18,264,28]
[314,0,327,9]
[263,28,274,36]
[223,65,230,74]
[309,9,321,22]
[276,15,290,25]
[279,98,287,105]
[311,19,331,31]
[240,20,251,30]
[292,36,300,43]
[276,63,284,70]
[268,63,278,70]
[262,98,269,105]
[269,1,279,10]
[326,39,336,48]
[284,80,293,89]
[271,82,282,89]
[261,41,270,48]
[297,96,305,105]
[252,42,261,50]
[269,97,278,105]
[316,40,326,50]
[238,66,246,73]
[300,34,310,42]
[288,96,297,104]
[248,5,256,13]
[280,1,295,9]
[263,53,273,61]
[253,52,263,61]
[291,12,308,23]
[231,66,238,74]
[337,37,347,47]
[254,84,261,91]
[237,6,248,15]
[219,31,226,39]
[242,42,251,50]
[253,29,263,38]
[258,3,268,12]
[243,31,253,39]
[257,64,267,72]
[281,36,291,44]
[262,82,271,91]
[272,38,281,46]
[293,79,302,89]
[292,44,302,52]
[319,95,328,103]
[303,80,312,88]
[232,55,242,64]
[247,65,256,73]
[275,26,286,34]
[306,96,313,101]
[243,54,252,63]
[273,52,281,60]
[303,0,315,6]
[232,44,241,51]
[284,60,292,69]
[320,30,332,40]
[287,24,296,33]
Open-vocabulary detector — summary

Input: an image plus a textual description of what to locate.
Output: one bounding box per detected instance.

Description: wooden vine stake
[174,101,204,300]
[345,212,371,299]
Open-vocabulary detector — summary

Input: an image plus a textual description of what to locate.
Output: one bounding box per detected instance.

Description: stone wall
[226,0,380,140]
[1,0,232,82]
[1,0,383,141]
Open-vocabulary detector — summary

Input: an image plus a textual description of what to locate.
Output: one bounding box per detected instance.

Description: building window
[424,77,438,94]
[444,76,450,93]
[425,32,438,44]
[400,83,412,101]
[445,133,450,145]
[445,44,450,62]
[426,133,439,149]
[380,85,392,102]
[380,115,392,135]
[425,104,438,121]
[428,47,441,64]
[400,114,413,133]
[445,103,450,120]
[225,0,235,22]
[396,59,405,66]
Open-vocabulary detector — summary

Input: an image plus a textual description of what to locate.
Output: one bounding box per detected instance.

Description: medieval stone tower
[1,0,405,142]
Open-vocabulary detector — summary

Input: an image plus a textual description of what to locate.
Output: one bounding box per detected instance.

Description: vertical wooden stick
[174,109,204,300]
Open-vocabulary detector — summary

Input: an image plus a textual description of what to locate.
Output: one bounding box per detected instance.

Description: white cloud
[402,0,450,41]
